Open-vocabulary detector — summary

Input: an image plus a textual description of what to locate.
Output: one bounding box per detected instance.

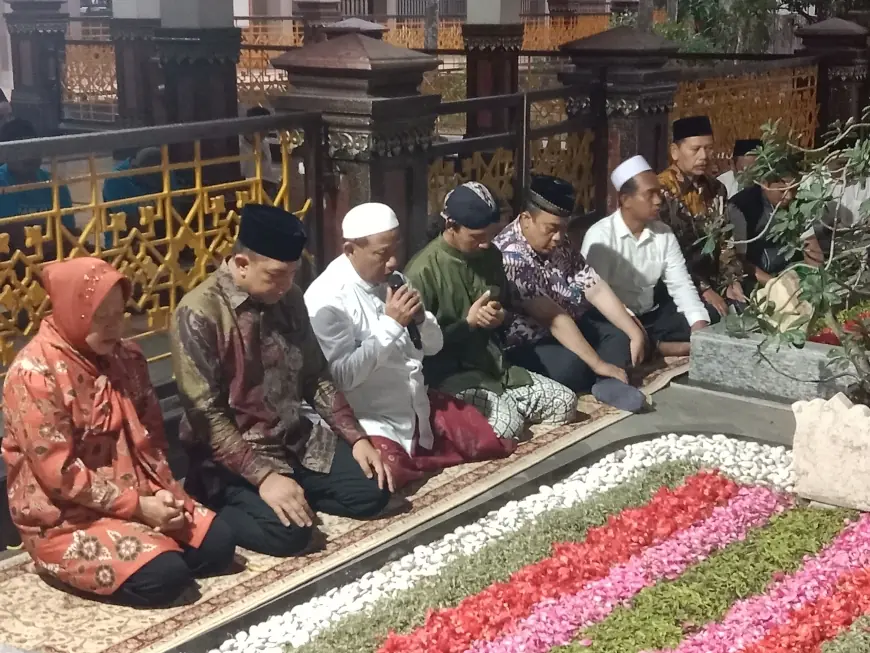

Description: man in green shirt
[404,182,577,440]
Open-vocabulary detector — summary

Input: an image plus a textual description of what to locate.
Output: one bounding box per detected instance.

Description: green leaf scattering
[822,614,870,653]
[288,460,701,653]
[556,506,856,653]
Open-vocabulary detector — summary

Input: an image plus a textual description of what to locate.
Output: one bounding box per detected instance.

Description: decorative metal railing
[427,87,596,219]
[0,113,322,370]
[672,58,819,167]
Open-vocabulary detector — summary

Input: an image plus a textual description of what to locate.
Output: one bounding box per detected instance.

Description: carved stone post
[561,26,679,214]
[797,18,869,139]
[295,0,341,43]
[5,0,67,136]
[463,0,524,137]
[272,33,439,265]
[111,1,161,128]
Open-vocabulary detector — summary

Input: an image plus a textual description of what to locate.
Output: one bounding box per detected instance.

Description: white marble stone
[793,392,870,511]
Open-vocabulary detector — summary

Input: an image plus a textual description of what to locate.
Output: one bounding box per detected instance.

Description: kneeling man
[305,204,515,489]
[582,156,710,357]
[171,204,392,558]
[405,182,577,440]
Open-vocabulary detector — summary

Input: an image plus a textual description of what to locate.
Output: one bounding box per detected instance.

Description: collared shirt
[304,255,444,455]
[170,263,366,495]
[717,170,741,199]
[493,217,602,348]
[658,166,742,293]
[581,210,710,327]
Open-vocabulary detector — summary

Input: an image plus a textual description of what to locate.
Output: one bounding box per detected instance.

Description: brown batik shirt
[658,166,743,293]
[170,263,366,497]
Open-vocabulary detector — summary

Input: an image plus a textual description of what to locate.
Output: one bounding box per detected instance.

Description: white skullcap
[342,203,400,240]
[611,155,653,192]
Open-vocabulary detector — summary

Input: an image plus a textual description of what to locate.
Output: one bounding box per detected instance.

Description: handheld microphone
[387,272,423,350]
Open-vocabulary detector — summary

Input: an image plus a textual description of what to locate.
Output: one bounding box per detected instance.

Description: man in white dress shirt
[304,203,515,489]
[582,156,711,358]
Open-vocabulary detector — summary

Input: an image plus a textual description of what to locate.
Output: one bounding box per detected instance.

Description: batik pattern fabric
[170,264,366,500]
[494,217,602,348]
[658,166,743,293]
[1,319,214,595]
[455,372,577,440]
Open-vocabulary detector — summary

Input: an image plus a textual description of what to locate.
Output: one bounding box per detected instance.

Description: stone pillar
[463,0,524,137]
[295,0,341,43]
[796,18,869,140]
[272,32,439,265]
[111,0,161,128]
[561,26,680,214]
[5,0,67,136]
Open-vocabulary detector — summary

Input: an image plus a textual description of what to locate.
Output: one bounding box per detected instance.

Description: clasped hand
[135,489,192,533]
[466,290,506,330]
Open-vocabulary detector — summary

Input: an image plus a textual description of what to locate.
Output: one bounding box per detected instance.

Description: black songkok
[442,182,501,229]
[238,203,307,262]
[528,174,576,219]
[733,139,762,159]
[672,115,714,143]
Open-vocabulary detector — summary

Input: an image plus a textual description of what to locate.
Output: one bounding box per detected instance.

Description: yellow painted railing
[0,116,317,370]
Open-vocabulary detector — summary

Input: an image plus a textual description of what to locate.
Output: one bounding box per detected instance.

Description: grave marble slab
[793,393,870,511]
[689,322,857,402]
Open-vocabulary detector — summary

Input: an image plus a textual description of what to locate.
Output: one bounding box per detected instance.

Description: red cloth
[369,389,517,490]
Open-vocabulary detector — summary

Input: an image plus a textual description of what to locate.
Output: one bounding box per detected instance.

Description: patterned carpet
[0,359,688,653]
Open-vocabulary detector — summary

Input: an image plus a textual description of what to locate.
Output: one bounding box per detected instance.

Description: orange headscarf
[41,258,131,350]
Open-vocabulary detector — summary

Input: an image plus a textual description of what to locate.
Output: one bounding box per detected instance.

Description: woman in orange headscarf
[2,258,236,606]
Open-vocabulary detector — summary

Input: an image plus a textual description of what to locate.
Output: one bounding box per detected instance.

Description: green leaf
[561,507,854,653]
[290,462,702,653]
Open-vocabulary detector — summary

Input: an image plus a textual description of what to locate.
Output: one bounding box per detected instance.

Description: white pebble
[217,434,794,652]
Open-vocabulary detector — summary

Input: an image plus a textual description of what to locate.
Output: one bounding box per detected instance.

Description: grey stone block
[688,322,857,403]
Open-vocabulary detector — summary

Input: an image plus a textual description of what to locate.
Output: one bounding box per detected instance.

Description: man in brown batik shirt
[658,115,746,323]
[171,204,393,558]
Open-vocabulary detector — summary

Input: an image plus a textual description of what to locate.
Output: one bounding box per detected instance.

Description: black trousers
[639,298,693,348]
[206,438,391,558]
[113,514,236,608]
[505,313,632,393]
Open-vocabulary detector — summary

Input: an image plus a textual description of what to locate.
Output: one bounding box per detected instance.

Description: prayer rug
[0,359,689,653]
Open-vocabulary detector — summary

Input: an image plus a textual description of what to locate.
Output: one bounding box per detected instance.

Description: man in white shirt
[718,139,762,199]
[304,203,515,489]
[582,156,711,358]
